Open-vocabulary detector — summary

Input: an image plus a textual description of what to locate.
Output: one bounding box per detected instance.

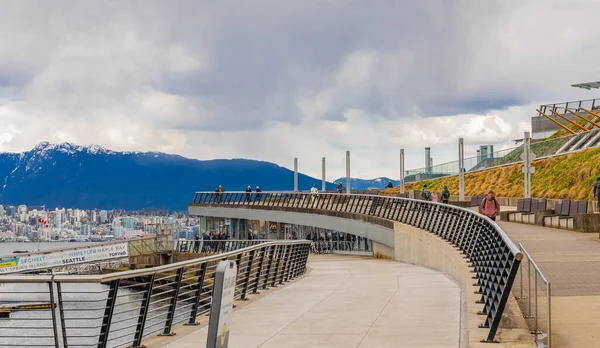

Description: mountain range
[0,142,337,211]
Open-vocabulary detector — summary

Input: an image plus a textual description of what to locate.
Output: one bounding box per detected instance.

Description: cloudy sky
[1,0,600,180]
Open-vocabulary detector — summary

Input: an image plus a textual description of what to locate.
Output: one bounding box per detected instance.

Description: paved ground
[499,221,600,347]
[162,254,461,348]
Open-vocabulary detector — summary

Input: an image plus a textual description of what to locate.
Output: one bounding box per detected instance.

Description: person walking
[310,184,318,206]
[193,233,200,253]
[594,177,600,212]
[441,184,450,204]
[336,182,343,194]
[480,190,500,221]
[421,184,431,201]
[386,181,393,189]
[255,186,262,201]
[245,185,252,202]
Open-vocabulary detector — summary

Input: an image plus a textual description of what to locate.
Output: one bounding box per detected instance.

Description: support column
[294,157,298,192]
[346,151,351,194]
[400,149,405,194]
[458,138,465,201]
[322,157,326,191]
[523,132,533,199]
[425,147,431,175]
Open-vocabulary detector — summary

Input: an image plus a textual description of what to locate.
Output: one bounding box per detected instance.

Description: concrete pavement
[159,254,461,348]
[499,221,600,347]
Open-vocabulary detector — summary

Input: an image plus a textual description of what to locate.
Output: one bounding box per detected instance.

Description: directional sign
[520,151,537,161]
[521,166,536,174]
[207,260,238,348]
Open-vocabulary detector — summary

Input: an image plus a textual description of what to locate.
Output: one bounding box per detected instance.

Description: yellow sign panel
[0,259,18,268]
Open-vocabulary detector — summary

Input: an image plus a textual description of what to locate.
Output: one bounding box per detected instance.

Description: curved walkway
[160,254,460,348]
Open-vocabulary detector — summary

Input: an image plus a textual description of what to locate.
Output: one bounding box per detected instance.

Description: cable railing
[0,240,310,348]
[516,243,551,348]
[190,191,523,343]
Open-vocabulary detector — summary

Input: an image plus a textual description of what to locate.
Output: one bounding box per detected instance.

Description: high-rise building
[80,224,92,236]
[6,206,16,217]
[121,217,135,230]
[99,210,108,224]
[0,205,4,218]
[91,211,98,224]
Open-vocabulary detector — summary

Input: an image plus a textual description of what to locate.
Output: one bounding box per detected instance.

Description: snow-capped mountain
[0,142,334,210]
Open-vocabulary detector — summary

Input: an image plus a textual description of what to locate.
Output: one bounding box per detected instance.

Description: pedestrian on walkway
[245,185,252,202]
[594,177,600,212]
[480,190,500,221]
[421,185,431,201]
[193,233,200,253]
[310,184,318,206]
[441,184,450,204]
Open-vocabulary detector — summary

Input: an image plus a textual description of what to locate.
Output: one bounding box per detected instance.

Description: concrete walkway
[499,221,600,347]
[161,254,461,348]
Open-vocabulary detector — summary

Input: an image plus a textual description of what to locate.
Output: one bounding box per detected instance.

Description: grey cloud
[2,0,600,178]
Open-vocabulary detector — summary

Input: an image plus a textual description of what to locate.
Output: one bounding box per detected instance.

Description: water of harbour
[0,241,95,257]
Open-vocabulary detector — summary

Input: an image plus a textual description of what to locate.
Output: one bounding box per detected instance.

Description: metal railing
[310,240,372,254]
[191,191,523,343]
[174,239,267,254]
[516,243,551,348]
[0,240,310,348]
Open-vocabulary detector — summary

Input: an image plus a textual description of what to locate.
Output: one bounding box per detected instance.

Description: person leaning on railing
[480,190,500,221]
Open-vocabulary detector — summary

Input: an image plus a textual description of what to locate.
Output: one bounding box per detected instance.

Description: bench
[507,198,546,223]
[557,200,588,229]
[542,199,571,227]
[519,199,547,224]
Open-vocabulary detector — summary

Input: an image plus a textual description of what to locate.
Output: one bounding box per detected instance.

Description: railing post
[264,245,275,289]
[160,267,184,336]
[186,263,207,325]
[281,245,294,282]
[273,245,284,286]
[47,281,60,348]
[132,274,155,347]
[253,247,267,294]
[547,282,552,348]
[241,249,256,300]
[56,283,69,348]
[97,279,120,348]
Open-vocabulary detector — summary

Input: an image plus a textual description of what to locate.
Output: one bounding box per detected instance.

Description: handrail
[517,243,551,348]
[0,240,311,348]
[190,191,523,342]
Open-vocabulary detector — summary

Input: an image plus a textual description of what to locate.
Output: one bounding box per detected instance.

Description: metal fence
[515,243,551,348]
[174,239,267,254]
[191,191,523,342]
[310,240,372,254]
[0,240,310,348]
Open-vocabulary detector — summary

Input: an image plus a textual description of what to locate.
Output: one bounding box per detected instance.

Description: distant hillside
[333,177,400,190]
[382,146,600,200]
[0,142,335,211]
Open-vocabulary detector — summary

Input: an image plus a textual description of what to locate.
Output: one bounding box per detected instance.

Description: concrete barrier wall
[392,222,535,348]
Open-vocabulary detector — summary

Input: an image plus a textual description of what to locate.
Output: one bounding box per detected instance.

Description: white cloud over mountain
[1,0,600,180]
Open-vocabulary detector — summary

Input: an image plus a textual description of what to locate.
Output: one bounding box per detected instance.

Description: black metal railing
[0,240,310,348]
[190,191,523,342]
